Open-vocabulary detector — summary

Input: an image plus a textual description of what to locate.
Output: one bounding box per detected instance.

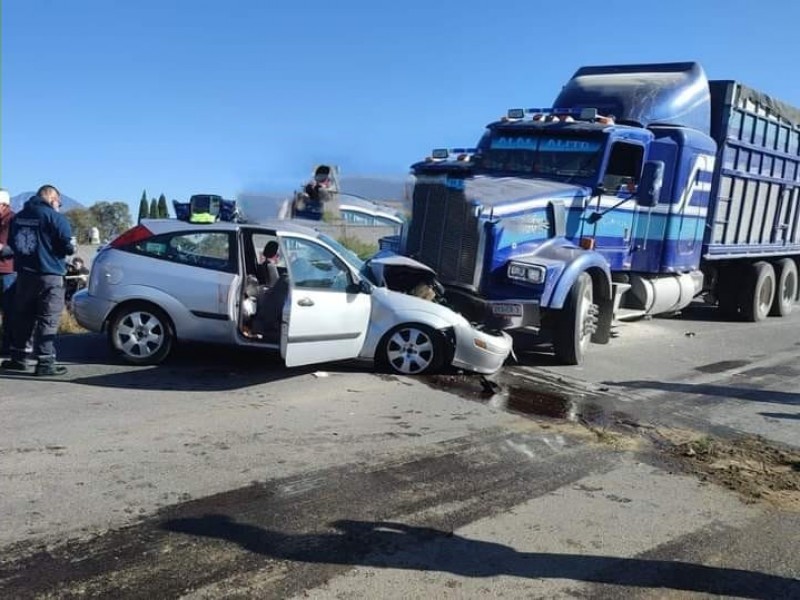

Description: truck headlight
[507,262,546,284]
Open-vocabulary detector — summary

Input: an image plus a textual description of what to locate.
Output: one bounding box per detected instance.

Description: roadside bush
[338,236,378,260]
[59,309,86,334]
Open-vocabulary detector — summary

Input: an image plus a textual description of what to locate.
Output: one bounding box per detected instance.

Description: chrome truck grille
[406,179,480,289]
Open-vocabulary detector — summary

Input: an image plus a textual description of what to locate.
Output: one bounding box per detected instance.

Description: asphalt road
[1,305,798,599]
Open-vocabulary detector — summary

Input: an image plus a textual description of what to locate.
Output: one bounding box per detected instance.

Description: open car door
[280,235,371,367]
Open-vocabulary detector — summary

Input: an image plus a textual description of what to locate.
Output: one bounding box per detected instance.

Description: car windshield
[477,130,604,181]
[318,233,365,272]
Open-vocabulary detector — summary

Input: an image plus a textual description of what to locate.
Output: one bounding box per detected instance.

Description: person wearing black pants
[1,185,74,376]
[0,189,16,355]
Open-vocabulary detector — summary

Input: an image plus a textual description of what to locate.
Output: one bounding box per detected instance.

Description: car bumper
[72,290,115,333]
[450,324,513,374]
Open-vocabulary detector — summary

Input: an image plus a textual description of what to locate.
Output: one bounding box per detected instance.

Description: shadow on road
[1,333,366,392]
[161,515,799,599]
[759,412,800,421]
[606,380,799,407]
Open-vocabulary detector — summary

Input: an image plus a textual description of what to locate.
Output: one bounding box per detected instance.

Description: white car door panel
[283,288,371,366]
[280,236,371,367]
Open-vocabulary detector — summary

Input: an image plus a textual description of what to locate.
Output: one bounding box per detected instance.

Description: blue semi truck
[392,62,800,364]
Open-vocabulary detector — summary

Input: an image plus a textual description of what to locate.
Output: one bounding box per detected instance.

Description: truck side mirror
[637,161,664,207]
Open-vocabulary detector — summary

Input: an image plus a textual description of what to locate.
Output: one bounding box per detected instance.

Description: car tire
[108,302,174,365]
[553,272,596,366]
[377,323,445,376]
[769,258,797,317]
[742,261,775,323]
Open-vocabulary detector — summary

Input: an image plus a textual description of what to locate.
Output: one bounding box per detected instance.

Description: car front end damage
[449,321,513,374]
[365,255,513,374]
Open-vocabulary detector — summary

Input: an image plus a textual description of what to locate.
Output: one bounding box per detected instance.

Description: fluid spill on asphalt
[421,373,609,426]
[694,359,751,374]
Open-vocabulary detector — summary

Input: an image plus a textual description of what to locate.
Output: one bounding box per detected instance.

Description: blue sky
[2,0,799,214]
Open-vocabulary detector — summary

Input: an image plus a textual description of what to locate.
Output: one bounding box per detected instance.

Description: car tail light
[109,225,153,249]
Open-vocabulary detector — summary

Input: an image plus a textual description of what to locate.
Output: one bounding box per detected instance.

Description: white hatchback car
[72,219,512,375]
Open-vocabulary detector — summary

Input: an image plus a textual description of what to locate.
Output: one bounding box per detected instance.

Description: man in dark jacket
[0,189,15,355]
[1,185,74,376]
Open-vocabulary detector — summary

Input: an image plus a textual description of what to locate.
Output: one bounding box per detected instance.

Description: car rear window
[127,231,236,273]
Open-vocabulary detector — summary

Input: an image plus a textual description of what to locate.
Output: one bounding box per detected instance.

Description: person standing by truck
[0,189,16,355]
[1,185,74,376]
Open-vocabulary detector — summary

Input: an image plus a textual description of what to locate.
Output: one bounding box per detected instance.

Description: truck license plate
[491,303,523,317]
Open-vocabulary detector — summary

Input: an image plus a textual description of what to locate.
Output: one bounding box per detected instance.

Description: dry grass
[59,308,87,334]
[0,308,87,339]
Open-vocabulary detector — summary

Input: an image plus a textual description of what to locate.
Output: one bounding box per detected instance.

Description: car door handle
[297,297,314,307]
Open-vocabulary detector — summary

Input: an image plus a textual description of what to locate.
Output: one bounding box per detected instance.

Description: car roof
[140,218,324,237]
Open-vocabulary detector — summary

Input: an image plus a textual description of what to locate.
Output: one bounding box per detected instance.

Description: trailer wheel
[743,261,775,323]
[553,273,596,365]
[769,258,798,317]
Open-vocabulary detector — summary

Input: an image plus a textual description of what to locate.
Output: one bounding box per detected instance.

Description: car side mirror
[637,160,664,207]
[348,278,372,295]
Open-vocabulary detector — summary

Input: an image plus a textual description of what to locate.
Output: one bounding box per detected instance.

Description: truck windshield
[477,131,604,181]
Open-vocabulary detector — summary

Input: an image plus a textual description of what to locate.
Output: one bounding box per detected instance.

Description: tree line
[63,201,133,245]
[62,189,171,245]
[138,191,170,222]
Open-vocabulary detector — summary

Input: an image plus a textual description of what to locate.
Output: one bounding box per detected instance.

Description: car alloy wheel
[109,303,174,365]
[381,324,443,375]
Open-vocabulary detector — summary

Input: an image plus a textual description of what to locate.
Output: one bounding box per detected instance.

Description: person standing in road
[1,185,74,376]
[0,189,16,355]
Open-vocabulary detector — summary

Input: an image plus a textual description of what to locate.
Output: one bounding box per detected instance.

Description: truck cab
[401,62,719,364]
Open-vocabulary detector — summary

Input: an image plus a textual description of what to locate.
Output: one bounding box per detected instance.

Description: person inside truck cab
[602,143,643,193]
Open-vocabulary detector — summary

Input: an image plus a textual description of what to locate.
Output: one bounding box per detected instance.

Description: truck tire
[769,258,798,317]
[742,261,775,323]
[553,272,595,365]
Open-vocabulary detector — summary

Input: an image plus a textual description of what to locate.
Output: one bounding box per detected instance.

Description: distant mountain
[10,192,85,213]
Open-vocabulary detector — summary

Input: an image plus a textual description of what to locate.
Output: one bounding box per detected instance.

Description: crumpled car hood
[368,254,436,286]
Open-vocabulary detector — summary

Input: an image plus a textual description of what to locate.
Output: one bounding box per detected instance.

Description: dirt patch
[654,429,800,510]
[424,372,800,510]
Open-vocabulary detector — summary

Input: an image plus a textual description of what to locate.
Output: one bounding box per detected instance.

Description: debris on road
[655,429,800,510]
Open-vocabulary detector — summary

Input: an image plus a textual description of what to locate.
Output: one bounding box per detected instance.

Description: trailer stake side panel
[705,80,800,259]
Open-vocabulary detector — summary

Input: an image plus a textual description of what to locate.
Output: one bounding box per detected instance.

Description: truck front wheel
[553,273,596,365]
